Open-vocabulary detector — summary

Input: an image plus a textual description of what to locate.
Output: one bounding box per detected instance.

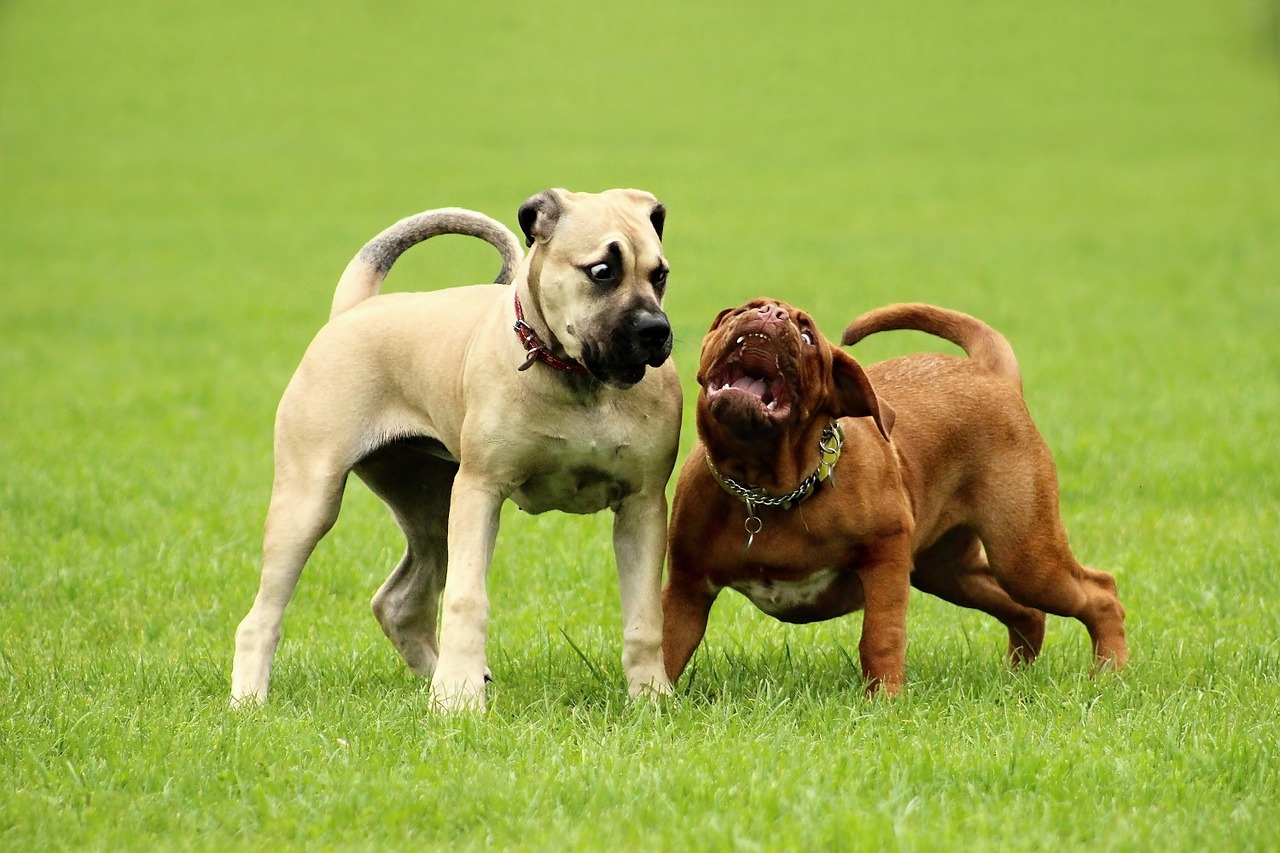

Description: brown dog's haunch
[662,300,1128,696]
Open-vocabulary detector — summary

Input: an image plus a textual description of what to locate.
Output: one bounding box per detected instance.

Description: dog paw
[628,674,674,703]
[228,692,266,710]
[862,674,905,700]
[427,673,489,713]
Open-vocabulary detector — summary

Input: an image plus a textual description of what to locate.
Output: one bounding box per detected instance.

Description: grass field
[3,0,1279,849]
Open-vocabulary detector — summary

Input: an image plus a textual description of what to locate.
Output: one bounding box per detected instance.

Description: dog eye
[588,262,614,282]
[800,330,814,346]
[652,267,668,287]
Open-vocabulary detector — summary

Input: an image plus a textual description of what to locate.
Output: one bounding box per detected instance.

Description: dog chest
[508,432,644,516]
[496,378,678,515]
[728,567,864,623]
[512,464,630,515]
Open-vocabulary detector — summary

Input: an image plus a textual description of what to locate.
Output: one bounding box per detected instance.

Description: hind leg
[231,467,348,705]
[982,510,1128,671]
[356,441,456,678]
[370,544,447,677]
[912,527,1046,665]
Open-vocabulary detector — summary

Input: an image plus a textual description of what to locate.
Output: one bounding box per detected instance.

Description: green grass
[3,0,1279,849]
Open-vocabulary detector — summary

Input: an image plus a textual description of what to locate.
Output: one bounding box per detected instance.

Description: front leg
[660,520,720,683]
[429,468,503,713]
[661,570,718,684]
[613,490,674,700]
[856,537,914,697]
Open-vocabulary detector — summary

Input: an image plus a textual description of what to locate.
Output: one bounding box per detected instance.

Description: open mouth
[705,331,794,419]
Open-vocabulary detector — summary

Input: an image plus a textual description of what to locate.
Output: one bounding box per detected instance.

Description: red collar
[513,294,592,376]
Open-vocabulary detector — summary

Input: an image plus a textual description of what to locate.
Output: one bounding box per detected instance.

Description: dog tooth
[736,336,745,344]
[766,401,777,410]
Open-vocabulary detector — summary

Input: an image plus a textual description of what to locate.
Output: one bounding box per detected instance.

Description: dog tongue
[731,376,770,398]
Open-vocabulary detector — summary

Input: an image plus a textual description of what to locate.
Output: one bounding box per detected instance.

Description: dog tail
[841,303,1022,391]
[329,208,524,319]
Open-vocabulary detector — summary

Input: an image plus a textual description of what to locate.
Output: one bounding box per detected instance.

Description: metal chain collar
[705,420,845,550]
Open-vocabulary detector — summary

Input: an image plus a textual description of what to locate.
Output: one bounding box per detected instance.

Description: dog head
[517,188,671,388]
[696,298,894,446]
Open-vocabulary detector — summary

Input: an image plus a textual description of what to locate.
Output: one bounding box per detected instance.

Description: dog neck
[510,249,591,375]
[513,292,591,376]
[703,418,845,550]
[701,415,842,496]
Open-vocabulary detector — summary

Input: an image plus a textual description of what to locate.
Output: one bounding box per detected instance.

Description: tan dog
[662,300,1127,695]
[231,189,682,712]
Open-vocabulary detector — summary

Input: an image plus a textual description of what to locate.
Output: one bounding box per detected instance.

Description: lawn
[2,0,1278,849]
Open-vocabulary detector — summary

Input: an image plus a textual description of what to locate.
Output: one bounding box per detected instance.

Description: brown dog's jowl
[662,299,1128,696]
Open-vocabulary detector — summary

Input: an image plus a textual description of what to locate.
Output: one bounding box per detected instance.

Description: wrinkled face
[697,298,831,435]
[520,188,672,388]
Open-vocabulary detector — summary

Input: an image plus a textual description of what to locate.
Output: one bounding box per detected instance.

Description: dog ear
[707,307,735,331]
[649,203,666,241]
[831,349,895,441]
[518,189,564,248]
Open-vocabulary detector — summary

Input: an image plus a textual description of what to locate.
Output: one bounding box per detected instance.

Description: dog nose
[633,309,672,366]
[757,304,789,325]
[634,310,671,348]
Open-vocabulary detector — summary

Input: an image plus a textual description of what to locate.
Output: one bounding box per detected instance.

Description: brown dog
[661,300,1128,695]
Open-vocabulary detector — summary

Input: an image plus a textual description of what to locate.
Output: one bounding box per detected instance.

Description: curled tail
[329,207,524,319]
[841,302,1022,391]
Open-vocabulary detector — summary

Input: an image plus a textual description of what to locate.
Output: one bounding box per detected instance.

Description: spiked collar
[706,420,845,550]
[513,293,591,376]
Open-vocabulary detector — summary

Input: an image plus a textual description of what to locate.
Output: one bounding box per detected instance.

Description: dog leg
[356,443,455,678]
[371,546,446,677]
[912,528,1046,665]
[660,573,718,684]
[613,491,675,699]
[428,469,502,712]
[983,517,1128,672]
[231,470,347,705]
[855,541,914,697]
